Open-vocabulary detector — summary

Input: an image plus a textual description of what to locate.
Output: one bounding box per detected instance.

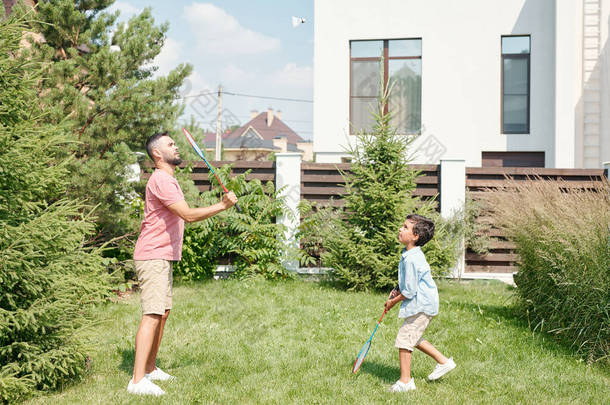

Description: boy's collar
[402,246,421,257]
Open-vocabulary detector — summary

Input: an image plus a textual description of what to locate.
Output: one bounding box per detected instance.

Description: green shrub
[487,178,610,363]
[174,165,293,280]
[0,16,109,402]
[299,200,463,288]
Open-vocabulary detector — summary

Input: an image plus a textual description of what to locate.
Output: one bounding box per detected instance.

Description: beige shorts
[395,312,433,351]
[134,260,173,315]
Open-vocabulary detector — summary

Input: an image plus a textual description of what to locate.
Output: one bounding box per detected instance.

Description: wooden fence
[143,161,439,204]
[142,161,276,192]
[465,167,607,273]
[301,163,440,207]
[142,161,606,274]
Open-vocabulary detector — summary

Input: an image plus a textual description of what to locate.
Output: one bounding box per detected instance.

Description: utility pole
[215,85,222,161]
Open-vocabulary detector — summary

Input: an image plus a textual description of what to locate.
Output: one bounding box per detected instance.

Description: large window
[350,39,421,134]
[502,35,530,134]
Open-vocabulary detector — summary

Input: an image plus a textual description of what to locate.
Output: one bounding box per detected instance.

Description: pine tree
[318,83,420,290]
[16,0,192,245]
[0,15,109,402]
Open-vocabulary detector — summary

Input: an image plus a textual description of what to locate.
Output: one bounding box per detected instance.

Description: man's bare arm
[167,192,237,223]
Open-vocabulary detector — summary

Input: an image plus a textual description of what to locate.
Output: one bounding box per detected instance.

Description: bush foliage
[487,178,610,363]
[173,165,293,280]
[0,16,109,402]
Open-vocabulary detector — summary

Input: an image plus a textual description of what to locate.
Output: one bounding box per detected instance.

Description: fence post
[275,153,302,271]
[440,159,466,278]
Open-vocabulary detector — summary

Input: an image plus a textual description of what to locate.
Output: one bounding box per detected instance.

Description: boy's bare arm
[384,292,405,311]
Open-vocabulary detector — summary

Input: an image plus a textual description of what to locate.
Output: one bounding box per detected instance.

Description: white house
[313,0,610,168]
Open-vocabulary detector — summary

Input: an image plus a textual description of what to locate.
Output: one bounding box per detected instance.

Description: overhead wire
[177,90,313,103]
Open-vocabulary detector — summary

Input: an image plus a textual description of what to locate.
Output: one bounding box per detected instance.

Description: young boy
[384,214,456,392]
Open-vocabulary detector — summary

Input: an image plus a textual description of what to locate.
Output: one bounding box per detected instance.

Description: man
[127,132,237,396]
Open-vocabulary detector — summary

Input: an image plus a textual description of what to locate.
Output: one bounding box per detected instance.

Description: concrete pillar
[440,159,466,278]
[440,160,466,218]
[275,152,302,270]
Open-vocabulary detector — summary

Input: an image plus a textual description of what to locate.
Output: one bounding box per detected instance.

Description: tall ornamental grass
[486,177,610,363]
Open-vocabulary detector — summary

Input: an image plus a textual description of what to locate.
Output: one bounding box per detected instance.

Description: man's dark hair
[145,132,169,160]
[406,214,435,246]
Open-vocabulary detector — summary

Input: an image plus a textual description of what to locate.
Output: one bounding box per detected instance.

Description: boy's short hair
[406,214,435,246]
[145,132,169,160]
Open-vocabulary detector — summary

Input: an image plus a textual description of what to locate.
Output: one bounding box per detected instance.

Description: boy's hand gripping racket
[352,308,387,373]
[182,128,241,212]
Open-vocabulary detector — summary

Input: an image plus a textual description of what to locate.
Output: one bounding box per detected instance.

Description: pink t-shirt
[133,169,185,261]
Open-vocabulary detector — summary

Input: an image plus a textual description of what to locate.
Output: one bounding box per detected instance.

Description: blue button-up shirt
[397,246,439,318]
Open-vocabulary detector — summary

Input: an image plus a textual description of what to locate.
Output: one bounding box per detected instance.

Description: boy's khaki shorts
[134,260,173,315]
[395,312,433,351]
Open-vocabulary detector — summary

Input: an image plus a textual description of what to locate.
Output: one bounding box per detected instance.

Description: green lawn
[25,279,609,404]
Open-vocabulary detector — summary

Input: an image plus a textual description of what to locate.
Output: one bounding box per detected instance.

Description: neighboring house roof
[204,131,305,153]
[202,131,233,143]
[205,130,280,150]
[229,111,304,144]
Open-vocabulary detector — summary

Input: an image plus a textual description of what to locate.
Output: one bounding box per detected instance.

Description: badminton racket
[352,308,387,373]
[182,127,241,212]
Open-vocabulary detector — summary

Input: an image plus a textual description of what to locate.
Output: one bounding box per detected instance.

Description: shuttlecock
[291,16,306,28]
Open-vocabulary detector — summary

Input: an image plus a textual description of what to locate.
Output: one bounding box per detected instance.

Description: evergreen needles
[0,15,109,403]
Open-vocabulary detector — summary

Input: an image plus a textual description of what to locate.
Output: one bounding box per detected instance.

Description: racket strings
[352,341,371,373]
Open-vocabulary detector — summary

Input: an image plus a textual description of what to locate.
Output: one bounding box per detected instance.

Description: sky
[107,0,314,139]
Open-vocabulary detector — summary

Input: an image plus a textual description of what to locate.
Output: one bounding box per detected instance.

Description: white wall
[314,0,560,166]
[600,0,610,167]
[554,0,581,168]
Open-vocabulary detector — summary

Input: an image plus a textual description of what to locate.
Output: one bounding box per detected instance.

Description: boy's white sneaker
[127,377,165,396]
[146,367,175,381]
[428,357,456,381]
[389,378,416,392]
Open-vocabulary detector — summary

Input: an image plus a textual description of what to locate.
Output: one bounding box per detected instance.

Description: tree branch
[78,110,105,140]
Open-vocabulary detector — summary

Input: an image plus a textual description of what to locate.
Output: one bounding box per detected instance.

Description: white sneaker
[127,377,165,396]
[146,367,175,381]
[428,357,456,381]
[389,378,416,392]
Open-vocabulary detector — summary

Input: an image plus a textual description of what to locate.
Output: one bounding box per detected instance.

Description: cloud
[181,71,212,97]
[153,37,184,76]
[268,63,313,89]
[107,1,141,19]
[184,3,280,55]
[220,64,255,83]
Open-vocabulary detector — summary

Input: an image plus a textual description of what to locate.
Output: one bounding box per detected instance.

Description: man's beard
[163,150,182,166]
[168,156,182,166]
